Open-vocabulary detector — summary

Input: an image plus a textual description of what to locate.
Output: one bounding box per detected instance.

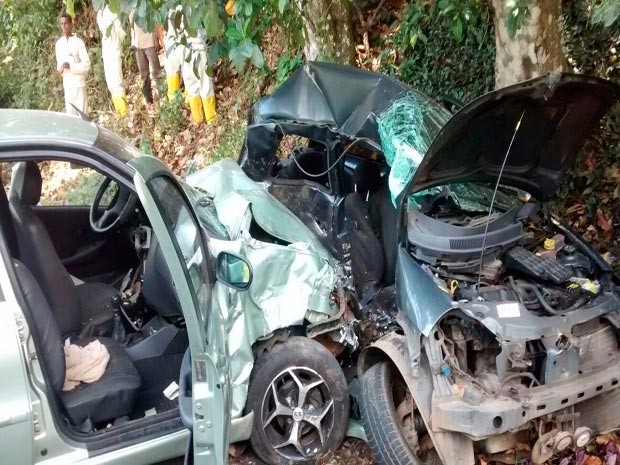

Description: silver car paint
[186,158,342,417]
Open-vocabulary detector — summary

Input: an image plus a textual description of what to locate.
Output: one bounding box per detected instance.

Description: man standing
[131,20,162,105]
[163,6,185,102]
[96,5,127,115]
[55,13,90,116]
[182,32,216,124]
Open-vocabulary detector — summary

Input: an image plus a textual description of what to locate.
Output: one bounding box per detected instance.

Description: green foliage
[380,0,495,104]
[140,135,153,155]
[276,52,302,83]
[65,169,116,206]
[99,0,304,73]
[0,0,65,110]
[157,89,186,134]
[554,0,620,254]
[505,0,534,38]
[434,0,487,43]
[212,120,247,163]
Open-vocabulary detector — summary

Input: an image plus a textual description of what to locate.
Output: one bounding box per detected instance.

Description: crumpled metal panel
[186,158,341,416]
[395,247,453,336]
[239,61,409,180]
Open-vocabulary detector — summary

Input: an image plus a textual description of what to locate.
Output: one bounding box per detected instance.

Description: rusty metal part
[359,332,476,465]
[531,430,557,464]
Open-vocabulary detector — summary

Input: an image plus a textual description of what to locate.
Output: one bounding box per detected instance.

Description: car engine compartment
[402,186,620,462]
[407,187,608,317]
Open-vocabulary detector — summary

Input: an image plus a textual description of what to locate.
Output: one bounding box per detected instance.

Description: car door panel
[130,156,230,465]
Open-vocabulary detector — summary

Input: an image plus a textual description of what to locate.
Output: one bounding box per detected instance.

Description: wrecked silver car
[238,63,620,464]
[182,158,354,463]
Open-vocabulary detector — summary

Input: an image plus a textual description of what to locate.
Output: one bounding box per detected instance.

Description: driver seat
[9,162,118,338]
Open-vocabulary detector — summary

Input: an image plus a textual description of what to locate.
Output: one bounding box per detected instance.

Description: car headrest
[10,161,42,206]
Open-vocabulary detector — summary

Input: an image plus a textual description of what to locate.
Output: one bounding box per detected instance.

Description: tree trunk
[492,0,565,89]
[297,0,355,65]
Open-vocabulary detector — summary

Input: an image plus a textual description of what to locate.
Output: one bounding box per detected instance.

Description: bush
[554,0,620,258]
[378,0,495,104]
[0,0,65,110]
[0,0,115,113]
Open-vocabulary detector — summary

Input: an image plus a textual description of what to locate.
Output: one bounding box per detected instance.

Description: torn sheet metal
[186,158,342,417]
[239,61,410,180]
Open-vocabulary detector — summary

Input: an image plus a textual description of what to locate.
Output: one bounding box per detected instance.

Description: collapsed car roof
[238,61,411,180]
[239,62,620,203]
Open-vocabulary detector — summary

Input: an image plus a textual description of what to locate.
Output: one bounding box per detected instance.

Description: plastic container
[536,234,565,259]
[558,244,593,277]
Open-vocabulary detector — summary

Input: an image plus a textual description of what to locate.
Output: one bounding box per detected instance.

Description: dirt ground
[227,438,375,465]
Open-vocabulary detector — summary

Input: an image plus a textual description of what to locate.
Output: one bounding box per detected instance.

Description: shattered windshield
[411,182,526,214]
[378,94,528,212]
[377,91,451,202]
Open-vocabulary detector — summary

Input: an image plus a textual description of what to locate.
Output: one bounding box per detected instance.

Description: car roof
[0,109,99,146]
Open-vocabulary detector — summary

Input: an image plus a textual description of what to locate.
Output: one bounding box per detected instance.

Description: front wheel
[247,337,349,464]
[360,361,439,465]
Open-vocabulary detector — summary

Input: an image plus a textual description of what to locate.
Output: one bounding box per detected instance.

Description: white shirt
[55,34,90,88]
[97,6,126,45]
[131,23,155,49]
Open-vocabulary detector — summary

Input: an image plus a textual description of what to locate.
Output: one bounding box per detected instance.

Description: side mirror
[216,252,252,290]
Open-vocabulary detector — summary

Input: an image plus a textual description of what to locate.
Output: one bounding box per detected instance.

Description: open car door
[129,156,231,465]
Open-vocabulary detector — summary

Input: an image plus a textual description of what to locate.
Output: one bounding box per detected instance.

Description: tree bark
[492,0,566,89]
[297,0,355,65]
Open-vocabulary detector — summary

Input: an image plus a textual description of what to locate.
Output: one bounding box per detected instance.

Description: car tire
[360,361,438,465]
[247,337,349,464]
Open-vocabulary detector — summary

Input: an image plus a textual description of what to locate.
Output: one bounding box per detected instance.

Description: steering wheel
[89,177,137,233]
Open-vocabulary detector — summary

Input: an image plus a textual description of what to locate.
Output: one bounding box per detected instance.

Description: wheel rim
[261,366,335,460]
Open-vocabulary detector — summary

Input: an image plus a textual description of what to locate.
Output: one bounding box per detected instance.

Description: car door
[129,156,231,465]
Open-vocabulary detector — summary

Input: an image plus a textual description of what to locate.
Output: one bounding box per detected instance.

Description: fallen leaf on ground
[584,456,603,465]
[597,208,612,232]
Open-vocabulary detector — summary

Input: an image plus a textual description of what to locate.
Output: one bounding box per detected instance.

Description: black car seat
[369,181,399,285]
[8,162,119,337]
[13,260,141,425]
[0,176,139,427]
[344,160,384,296]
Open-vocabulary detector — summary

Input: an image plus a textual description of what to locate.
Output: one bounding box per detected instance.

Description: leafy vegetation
[0,0,65,109]
[554,0,620,260]
[95,0,305,72]
[377,0,495,103]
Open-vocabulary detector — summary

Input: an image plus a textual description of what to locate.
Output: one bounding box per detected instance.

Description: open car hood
[406,73,620,201]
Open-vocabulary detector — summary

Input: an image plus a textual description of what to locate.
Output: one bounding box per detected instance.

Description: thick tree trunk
[492,0,565,88]
[297,0,355,65]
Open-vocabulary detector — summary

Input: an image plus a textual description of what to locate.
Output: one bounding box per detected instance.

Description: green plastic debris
[377,92,451,204]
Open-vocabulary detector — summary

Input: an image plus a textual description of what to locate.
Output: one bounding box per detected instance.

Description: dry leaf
[597,208,612,232]
[596,433,617,445]
[584,456,603,465]
[566,204,586,215]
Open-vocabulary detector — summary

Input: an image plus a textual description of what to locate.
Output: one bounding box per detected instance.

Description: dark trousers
[135,47,162,104]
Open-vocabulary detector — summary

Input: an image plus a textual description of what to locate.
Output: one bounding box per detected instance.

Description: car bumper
[431,356,620,439]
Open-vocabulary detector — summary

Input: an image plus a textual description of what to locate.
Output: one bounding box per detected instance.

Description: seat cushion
[75,282,118,337]
[61,337,140,425]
